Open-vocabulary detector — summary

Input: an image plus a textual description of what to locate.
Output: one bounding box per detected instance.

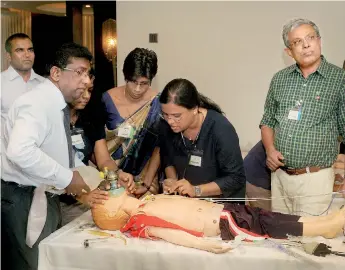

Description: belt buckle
[287,167,297,175]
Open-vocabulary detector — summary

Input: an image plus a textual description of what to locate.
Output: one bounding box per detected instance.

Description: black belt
[1,179,35,191]
[1,180,56,195]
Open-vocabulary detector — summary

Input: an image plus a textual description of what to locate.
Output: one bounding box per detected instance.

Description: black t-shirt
[159,110,246,199]
[72,113,106,165]
[60,113,106,205]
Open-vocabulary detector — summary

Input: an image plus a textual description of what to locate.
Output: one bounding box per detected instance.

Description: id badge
[118,124,134,138]
[189,149,203,167]
[288,101,302,121]
[71,127,85,148]
[288,109,300,120]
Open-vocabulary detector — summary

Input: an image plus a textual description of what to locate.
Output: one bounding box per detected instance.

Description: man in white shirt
[1,43,92,270]
[1,33,45,142]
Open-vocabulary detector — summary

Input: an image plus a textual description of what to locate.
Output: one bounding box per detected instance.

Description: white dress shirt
[1,65,45,135]
[2,79,73,189]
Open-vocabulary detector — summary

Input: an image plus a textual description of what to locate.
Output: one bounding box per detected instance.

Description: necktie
[26,105,75,248]
[63,105,75,168]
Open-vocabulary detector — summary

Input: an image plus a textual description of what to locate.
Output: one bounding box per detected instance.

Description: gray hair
[282,18,321,48]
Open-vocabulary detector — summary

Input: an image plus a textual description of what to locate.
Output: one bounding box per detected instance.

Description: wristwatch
[194,186,202,197]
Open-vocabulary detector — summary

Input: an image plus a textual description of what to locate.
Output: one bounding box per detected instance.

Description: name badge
[72,134,84,147]
[118,125,134,138]
[288,101,302,121]
[188,149,203,167]
[189,155,202,167]
[288,109,301,120]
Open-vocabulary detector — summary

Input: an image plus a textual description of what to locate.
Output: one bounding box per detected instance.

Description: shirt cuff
[213,180,227,196]
[259,120,276,130]
[54,167,73,189]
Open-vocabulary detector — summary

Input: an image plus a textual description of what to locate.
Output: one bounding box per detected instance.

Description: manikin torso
[124,194,224,237]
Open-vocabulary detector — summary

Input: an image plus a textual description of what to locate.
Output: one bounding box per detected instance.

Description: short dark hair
[49,42,93,71]
[5,33,32,53]
[122,48,158,82]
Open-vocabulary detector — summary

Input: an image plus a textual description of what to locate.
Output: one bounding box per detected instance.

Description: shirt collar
[44,79,68,111]
[289,55,328,78]
[8,65,44,82]
[314,55,328,78]
[29,69,45,82]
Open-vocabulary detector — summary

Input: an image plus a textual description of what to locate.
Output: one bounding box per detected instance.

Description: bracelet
[142,182,151,190]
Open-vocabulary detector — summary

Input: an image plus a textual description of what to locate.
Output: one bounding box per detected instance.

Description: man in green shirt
[260,18,345,216]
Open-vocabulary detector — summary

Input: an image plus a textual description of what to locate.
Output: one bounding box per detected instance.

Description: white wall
[116,1,345,151]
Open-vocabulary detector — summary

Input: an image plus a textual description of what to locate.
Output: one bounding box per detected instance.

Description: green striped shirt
[260,56,345,168]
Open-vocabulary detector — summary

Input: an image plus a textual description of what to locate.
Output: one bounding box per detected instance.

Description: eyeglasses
[127,80,151,88]
[290,34,319,48]
[63,67,94,80]
[160,112,183,123]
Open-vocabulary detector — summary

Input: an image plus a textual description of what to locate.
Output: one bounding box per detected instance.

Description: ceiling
[1,1,67,16]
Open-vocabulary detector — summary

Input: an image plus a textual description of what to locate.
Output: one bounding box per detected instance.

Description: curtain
[82,11,95,61]
[1,9,31,71]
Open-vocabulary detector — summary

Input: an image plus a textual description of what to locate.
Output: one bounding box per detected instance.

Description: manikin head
[91,188,131,230]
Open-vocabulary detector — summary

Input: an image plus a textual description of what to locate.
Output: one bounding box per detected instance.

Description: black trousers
[1,180,62,270]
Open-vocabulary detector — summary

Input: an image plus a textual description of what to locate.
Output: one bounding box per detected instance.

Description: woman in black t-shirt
[60,72,116,225]
[159,79,246,201]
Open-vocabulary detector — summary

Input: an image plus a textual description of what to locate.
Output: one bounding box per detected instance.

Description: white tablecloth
[38,210,345,270]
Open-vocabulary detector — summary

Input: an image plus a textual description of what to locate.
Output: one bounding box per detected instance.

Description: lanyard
[180,130,200,149]
[180,112,204,149]
[179,112,205,178]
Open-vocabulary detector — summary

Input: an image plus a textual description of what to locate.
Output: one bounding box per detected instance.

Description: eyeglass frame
[160,111,187,123]
[289,33,320,48]
[127,79,151,88]
[62,67,94,80]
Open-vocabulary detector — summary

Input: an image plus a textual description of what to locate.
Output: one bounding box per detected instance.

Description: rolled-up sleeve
[6,104,72,189]
[213,122,246,198]
[260,76,278,129]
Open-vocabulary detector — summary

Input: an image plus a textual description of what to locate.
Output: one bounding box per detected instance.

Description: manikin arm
[147,227,232,254]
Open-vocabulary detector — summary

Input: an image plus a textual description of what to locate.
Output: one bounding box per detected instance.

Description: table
[39,210,345,270]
